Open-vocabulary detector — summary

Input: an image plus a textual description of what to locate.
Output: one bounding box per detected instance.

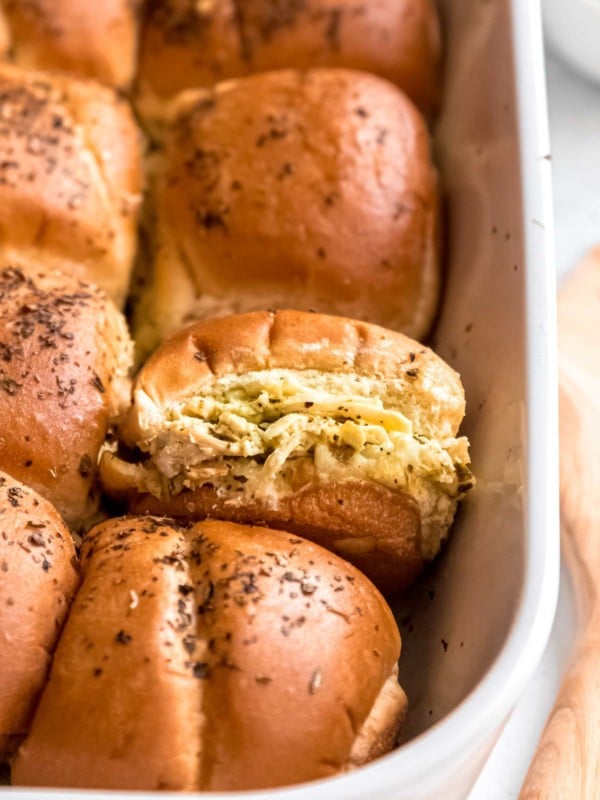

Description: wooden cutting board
[519,247,600,799]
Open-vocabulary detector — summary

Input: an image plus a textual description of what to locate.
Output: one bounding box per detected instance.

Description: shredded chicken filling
[123,371,473,558]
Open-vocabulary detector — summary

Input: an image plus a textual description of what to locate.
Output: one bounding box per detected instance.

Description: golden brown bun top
[0,0,142,89]
[127,310,465,443]
[0,63,142,307]
[14,516,400,789]
[142,68,439,346]
[0,471,79,753]
[137,0,441,115]
[0,265,133,526]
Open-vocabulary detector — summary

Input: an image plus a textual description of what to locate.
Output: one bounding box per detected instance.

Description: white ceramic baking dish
[5,0,558,798]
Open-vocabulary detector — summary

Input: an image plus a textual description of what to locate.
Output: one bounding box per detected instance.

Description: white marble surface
[467,45,600,800]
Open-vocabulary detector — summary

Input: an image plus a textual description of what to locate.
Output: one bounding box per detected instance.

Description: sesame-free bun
[102,311,473,595]
[0,472,79,759]
[135,69,439,355]
[0,64,142,307]
[0,0,142,89]
[0,266,133,527]
[136,0,441,118]
[13,517,406,790]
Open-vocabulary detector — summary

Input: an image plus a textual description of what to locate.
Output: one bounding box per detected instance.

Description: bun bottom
[348,668,408,768]
[129,480,424,596]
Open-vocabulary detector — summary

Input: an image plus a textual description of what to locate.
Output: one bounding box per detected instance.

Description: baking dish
[4,0,558,798]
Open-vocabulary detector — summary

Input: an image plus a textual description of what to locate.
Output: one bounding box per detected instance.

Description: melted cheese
[124,371,473,559]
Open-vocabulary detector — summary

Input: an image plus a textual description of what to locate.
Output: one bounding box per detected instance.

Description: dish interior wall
[396,0,526,741]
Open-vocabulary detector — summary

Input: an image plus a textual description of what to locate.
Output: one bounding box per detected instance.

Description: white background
[468,46,600,800]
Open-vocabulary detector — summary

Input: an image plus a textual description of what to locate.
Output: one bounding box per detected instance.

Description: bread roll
[136,0,441,119]
[102,311,473,594]
[0,472,79,759]
[134,69,439,356]
[13,516,406,790]
[0,0,142,89]
[0,64,142,307]
[0,266,133,527]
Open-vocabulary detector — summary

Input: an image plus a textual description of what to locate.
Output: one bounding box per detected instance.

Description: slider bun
[0,266,133,527]
[13,517,406,790]
[0,64,142,307]
[135,68,439,354]
[128,311,465,445]
[129,480,424,596]
[136,0,441,117]
[0,472,79,759]
[0,0,142,89]
[103,311,472,595]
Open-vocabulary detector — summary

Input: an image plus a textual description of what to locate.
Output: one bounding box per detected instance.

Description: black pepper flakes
[91,373,105,393]
[325,7,342,50]
[191,661,211,679]
[277,162,294,179]
[197,210,226,230]
[255,127,287,147]
[115,630,132,645]
[78,454,93,478]
[0,377,22,395]
[7,486,22,507]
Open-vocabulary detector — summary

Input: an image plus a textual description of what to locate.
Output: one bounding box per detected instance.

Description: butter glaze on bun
[0,472,79,759]
[102,311,473,594]
[135,68,439,355]
[0,0,142,89]
[136,0,441,118]
[13,516,406,790]
[0,266,133,527]
[0,64,142,307]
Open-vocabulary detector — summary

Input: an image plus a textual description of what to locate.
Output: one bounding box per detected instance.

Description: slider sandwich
[0,63,142,307]
[0,471,79,760]
[13,517,406,790]
[102,311,474,594]
[0,265,133,526]
[0,0,142,90]
[134,68,439,356]
[136,0,441,120]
